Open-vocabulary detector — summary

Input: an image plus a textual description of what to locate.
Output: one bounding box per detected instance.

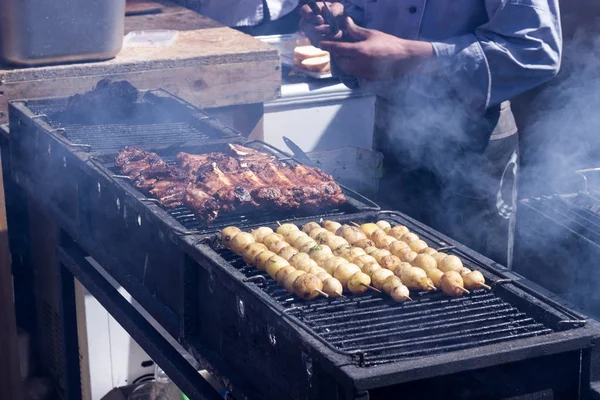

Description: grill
[214,239,554,368]
[188,211,599,399]
[515,191,600,319]
[8,92,600,400]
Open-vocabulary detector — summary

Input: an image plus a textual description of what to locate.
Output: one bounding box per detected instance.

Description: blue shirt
[337,0,562,131]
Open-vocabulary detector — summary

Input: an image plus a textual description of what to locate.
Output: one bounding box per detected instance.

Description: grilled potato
[302,222,321,235]
[250,226,273,243]
[322,277,344,297]
[382,275,403,294]
[283,270,307,293]
[276,223,299,237]
[376,220,392,232]
[221,226,241,247]
[440,270,467,297]
[229,232,255,254]
[293,274,323,300]
[322,220,342,233]
[333,263,361,287]
[242,243,268,264]
[347,272,371,294]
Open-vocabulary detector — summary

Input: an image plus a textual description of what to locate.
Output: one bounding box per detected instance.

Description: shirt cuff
[431,34,491,117]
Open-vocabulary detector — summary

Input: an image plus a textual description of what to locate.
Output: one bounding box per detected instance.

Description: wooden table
[0,3,281,398]
[0,0,281,134]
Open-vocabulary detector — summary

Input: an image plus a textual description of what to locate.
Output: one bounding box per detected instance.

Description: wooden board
[0,6,281,124]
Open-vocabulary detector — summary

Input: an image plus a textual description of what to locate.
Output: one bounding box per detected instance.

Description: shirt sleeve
[430,0,562,117]
[331,0,366,89]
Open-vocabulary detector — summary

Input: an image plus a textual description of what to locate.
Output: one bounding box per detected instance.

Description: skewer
[316,289,329,298]
[361,283,382,293]
[405,296,414,301]
[480,283,492,290]
[427,284,437,291]
[458,287,470,294]
[351,222,361,227]
[277,221,282,226]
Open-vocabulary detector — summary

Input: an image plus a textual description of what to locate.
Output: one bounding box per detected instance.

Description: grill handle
[244,139,381,211]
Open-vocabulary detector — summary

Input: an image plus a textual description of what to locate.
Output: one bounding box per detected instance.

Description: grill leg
[59,262,83,400]
[57,236,223,400]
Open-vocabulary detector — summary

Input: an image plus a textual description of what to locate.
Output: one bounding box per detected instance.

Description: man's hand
[299,2,344,47]
[320,17,435,81]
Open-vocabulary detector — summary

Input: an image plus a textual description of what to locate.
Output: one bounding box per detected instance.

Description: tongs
[305,0,340,35]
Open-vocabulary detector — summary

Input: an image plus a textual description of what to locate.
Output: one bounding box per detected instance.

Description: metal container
[0,0,125,66]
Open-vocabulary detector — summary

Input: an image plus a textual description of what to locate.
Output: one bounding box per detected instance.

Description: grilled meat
[227,143,276,166]
[184,183,220,222]
[116,144,345,223]
[115,147,189,208]
[176,152,227,175]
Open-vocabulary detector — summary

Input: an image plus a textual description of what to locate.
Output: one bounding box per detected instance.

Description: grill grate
[527,194,600,241]
[216,245,554,367]
[22,97,230,153]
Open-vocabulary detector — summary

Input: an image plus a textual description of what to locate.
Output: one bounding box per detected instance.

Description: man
[197,0,300,36]
[301,1,562,268]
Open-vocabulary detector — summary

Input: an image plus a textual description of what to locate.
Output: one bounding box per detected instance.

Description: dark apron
[234,0,301,36]
[374,96,519,268]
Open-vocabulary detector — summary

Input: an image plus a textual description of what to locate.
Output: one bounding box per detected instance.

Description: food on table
[293,45,331,73]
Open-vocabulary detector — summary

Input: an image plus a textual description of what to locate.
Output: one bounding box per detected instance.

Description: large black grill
[7,91,600,400]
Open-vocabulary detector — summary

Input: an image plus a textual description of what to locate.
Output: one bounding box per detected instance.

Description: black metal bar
[57,242,223,400]
[59,261,83,400]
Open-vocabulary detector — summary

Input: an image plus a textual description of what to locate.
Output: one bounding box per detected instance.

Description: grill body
[7,93,600,400]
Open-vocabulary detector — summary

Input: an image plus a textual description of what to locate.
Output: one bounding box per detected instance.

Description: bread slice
[301,55,331,72]
[293,45,329,61]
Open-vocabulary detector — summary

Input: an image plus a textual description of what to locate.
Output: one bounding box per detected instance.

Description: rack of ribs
[116,144,345,223]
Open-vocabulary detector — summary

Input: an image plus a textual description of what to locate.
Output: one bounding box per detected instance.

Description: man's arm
[431,0,562,116]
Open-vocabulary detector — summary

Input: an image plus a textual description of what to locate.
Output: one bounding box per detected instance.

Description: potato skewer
[222,227,328,300]
[259,226,342,298]
[283,228,378,295]
[361,221,491,294]
[309,222,411,300]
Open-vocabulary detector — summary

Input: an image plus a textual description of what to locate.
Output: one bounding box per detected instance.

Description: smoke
[512,21,600,318]
[519,25,600,197]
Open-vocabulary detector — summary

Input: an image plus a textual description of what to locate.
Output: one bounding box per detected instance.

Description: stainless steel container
[0,0,125,66]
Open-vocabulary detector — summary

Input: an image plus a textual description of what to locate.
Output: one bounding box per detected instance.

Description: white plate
[256,33,334,80]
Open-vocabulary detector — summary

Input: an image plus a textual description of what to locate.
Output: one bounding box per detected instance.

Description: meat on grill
[115,147,191,208]
[115,145,346,223]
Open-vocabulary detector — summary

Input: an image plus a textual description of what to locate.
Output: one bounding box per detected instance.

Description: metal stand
[57,232,223,400]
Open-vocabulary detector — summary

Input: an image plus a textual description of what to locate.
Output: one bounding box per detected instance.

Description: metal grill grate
[167,205,349,233]
[527,194,600,241]
[22,97,229,153]
[216,246,554,367]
